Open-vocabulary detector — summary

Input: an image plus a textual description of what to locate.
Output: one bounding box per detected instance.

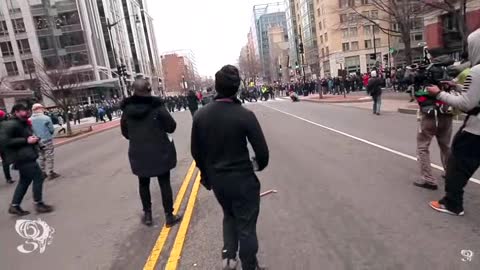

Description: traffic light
[279,64,282,71]
[120,64,127,76]
[117,65,122,76]
[370,53,376,60]
[298,43,304,54]
[295,61,299,69]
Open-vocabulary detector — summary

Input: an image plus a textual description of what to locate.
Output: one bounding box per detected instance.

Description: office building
[252,3,287,83]
[161,50,197,94]
[0,0,162,110]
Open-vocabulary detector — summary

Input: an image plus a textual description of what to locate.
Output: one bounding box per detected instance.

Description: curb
[54,121,121,147]
[302,97,372,104]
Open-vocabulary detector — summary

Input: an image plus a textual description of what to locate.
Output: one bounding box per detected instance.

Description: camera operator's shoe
[413,181,438,190]
[6,178,15,184]
[429,201,464,216]
[222,258,238,270]
[48,171,60,180]
[143,211,153,226]
[35,202,54,214]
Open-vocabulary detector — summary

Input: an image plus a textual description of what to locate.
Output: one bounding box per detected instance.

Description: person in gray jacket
[31,103,60,180]
[427,28,480,216]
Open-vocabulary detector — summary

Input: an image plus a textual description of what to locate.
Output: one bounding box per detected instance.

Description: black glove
[200,174,212,191]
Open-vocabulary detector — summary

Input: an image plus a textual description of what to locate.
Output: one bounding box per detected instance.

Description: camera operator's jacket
[437,29,480,135]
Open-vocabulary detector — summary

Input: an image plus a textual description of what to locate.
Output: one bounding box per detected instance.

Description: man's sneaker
[413,182,438,190]
[222,258,238,270]
[143,211,153,226]
[8,205,30,216]
[165,214,182,227]
[48,172,60,180]
[6,179,15,184]
[35,203,54,214]
[429,201,464,216]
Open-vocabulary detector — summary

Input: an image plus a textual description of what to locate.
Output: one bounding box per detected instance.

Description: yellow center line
[165,172,202,270]
[143,161,196,270]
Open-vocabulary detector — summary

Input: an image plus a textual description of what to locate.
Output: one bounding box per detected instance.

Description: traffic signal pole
[107,18,127,99]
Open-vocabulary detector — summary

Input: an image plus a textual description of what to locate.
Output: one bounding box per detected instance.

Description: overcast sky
[146,0,273,77]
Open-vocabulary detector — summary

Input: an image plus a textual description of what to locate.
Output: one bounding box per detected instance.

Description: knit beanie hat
[215,65,241,97]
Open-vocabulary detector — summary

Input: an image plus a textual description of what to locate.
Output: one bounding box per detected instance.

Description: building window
[55,11,80,28]
[34,16,49,30]
[320,35,324,44]
[17,39,30,54]
[370,10,378,19]
[350,27,358,37]
[340,14,347,23]
[319,21,322,30]
[351,41,359,50]
[342,28,349,38]
[0,21,8,36]
[342,42,350,51]
[11,18,26,33]
[413,33,423,41]
[5,61,19,76]
[374,38,381,47]
[361,0,369,4]
[325,33,328,42]
[412,18,424,30]
[22,59,35,74]
[373,25,380,34]
[62,52,89,67]
[348,0,355,7]
[0,41,14,57]
[59,31,85,47]
[326,46,329,55]
[339,0,348,8]
[364,39,372,49]
[317,8,321,16]
[43,56,59,69]
[362,11,369,19]
[38,37,53,50]
[364,25,371,35]
[321,48,325,57]
[345,55,360,73]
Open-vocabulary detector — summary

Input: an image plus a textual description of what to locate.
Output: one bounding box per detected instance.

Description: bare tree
[35,62,82,136]
[238,51,261,86]
[349,0,424,65]
[423,0,469,52]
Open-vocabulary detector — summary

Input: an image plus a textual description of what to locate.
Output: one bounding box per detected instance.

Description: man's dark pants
[12,162,44,205]
[1,152,11,181]
[212,173,260,270]
[138,171,174,214]
[441,130,480,213]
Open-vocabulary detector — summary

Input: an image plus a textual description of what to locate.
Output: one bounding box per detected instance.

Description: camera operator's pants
[212,173,260,270]
[441,130,480,213]
[416,114,452,185]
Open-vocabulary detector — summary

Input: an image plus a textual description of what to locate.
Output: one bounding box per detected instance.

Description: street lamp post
[106,15,140,99]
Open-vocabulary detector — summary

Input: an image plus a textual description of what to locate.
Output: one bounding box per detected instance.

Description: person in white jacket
[427,28,480,216]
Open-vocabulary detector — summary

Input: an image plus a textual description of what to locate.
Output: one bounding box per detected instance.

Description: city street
[1,100,479,270]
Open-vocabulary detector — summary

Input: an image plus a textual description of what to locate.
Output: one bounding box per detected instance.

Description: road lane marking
[143,161,197,270]
[165,172,202,270]
[262,104,480,185]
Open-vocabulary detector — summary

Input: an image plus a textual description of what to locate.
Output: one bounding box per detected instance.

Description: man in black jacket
[367,71,383,115]
[0,104,53,216]
[0,109,14,184]
[191,65,269,270]
[186,89,199,116]
[121,79,182,227]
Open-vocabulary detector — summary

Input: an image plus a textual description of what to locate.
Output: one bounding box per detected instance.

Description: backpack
[415,88,451,115]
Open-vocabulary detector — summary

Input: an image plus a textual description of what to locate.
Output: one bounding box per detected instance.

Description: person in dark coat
[0,104,54,216]
[191,65,269,270]
[186,89,199,116]
[0,110,14,184]
[120,78,182,227]
[367,70,383,115]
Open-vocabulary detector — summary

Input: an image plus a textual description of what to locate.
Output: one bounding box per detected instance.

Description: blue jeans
[11,162,44,205]
[373,95,382,114]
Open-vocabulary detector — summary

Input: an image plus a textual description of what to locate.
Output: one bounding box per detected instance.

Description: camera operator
[413,64,453,191]
[426,28,480,216]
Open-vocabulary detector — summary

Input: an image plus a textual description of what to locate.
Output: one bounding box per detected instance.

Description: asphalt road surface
[0,99,479,270]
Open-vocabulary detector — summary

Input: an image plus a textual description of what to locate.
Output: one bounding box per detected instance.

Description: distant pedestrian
[98,107,106,123]
[106,106,113,121]
[31,103,60,180]
[121,78,182,227]
[0,104,54,216]
[74,109,81,125]
[191,65,269,270]
[0,109,14,184]
[367,71,383,115]
[186,89,199,116]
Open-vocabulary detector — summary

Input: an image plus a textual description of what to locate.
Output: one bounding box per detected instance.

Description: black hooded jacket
[121,95,177,177]
[0,117,38,165]
[191,96,269,189]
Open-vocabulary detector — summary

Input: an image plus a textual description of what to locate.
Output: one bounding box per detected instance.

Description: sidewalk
[335,98,415,112]
[54,118,121,147]
[300,93,372,103]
